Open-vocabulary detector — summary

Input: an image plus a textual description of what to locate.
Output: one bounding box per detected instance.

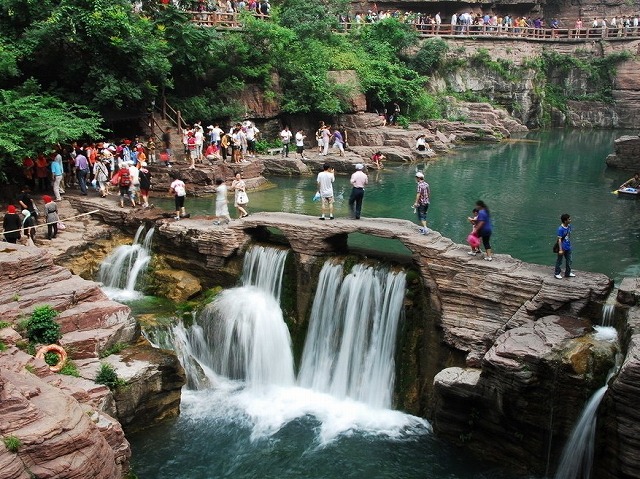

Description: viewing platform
[186,10,640,42]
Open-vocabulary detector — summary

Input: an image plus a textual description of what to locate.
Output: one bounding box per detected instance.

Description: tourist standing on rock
[43,195,59,240]
[21,209,36,244]
[74,149,90,196]
[413,172,430,235]
[317,163,335,220]
[316,122,325,153]
[161,127,173,167]
[93,158,109,198]
[349,163,368,220]
[18,186,38,224]
[332,129,345,157]
[295,129,307,159]
[50,151,64,201]
[213,178,231,225]
[321,125,332,156]
[280,126,293,158]
[169,173,187,220]
[231,173,249,218]
[114,164,135,208]
[138,162,152,208]
[2,205,21,243]
[472,200,493,261]
[245,121,259,158]
[554,213,574,279]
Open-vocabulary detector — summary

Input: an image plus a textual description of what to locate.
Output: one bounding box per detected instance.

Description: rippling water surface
[156,128,639,282]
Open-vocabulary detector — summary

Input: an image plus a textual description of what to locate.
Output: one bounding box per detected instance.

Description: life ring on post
[35,344,68,372]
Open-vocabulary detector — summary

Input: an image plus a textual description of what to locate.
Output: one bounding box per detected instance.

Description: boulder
[432,315,618,475]
[605,135,640,171]
[0,357,129,479]
[153,269,203,303]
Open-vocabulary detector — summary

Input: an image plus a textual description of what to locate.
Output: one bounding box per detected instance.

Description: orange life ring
[35,344,68,372]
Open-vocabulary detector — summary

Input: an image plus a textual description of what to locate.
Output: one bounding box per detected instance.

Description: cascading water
[553,315,620,479]
[98,225,154,301]
[241,245,289,302]
[298,261,406,409]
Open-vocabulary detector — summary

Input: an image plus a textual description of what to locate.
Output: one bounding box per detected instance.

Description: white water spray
[241,245,288,302]
[98,225,154,300]
[298,262,406,409]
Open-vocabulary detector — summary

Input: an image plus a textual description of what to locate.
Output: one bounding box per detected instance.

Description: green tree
[0,80,103,181]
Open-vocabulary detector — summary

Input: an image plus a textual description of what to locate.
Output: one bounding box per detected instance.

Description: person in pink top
[348,163,368,219]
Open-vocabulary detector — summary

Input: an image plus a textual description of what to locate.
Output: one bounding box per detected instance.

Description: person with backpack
[114,165,135,208]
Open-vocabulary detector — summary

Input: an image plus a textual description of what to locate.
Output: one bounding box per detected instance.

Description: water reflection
[152,129,639,283]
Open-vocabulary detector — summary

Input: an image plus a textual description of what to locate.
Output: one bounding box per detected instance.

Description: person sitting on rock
[416,135,430,152]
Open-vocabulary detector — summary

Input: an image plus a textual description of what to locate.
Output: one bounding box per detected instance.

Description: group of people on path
[168,172,249,224]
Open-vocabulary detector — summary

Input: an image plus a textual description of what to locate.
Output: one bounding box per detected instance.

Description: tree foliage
[0,80,103,173]
[0,0,452,182]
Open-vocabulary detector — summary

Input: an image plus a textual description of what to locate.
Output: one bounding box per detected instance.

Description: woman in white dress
[231,172,249,218]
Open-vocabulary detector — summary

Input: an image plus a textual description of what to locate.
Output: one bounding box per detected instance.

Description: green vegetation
[99,342,128,359]
[3,435,21,453]
[25,306,61,345]
[95,363,127,390]
[59,361,81,377]
[0,0,636,182]
[44,351,61,367]
[24,364,36,374]
[0,341,6,352]
[0,320,9,329]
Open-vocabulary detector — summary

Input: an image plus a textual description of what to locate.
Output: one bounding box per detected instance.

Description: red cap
[43,195,53,203]
[7,205,16,214]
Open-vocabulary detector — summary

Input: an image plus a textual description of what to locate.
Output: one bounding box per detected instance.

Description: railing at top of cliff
[188,11,640,42]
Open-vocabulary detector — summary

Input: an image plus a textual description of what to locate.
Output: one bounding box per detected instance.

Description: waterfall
[554,325,620,479]
[553,386,607,479]
[241,245,288,302]
[601,304,615,327]
[198,286,295,388]
[162,245,294,390]
[298,261,407,409]
[98,225,154,300]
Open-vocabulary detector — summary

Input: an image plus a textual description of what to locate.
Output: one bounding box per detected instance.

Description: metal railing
[187,10,269,29]
[187,11,640,41]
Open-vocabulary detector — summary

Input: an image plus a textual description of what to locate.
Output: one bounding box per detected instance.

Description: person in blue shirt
[554,213,575,279]
[472,200,493,261]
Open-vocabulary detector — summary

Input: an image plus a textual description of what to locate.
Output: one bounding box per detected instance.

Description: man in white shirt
[209,124,224,146]
[280,126,293,157]
[295,129,307,159]
[244,122,259,157]
[316,163,335,220]
[348,163,368,219]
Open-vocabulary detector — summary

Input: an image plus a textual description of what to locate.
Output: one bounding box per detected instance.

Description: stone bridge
[71,197,613,366]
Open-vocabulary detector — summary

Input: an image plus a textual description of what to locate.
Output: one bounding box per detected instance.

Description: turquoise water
[154,128,640,283]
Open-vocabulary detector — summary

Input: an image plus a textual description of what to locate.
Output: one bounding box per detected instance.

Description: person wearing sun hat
[413,171,430,234]
[348,163,368,220]
[2,205,21,243]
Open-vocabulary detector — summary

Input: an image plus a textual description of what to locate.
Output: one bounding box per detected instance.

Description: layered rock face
[597,278,640,479]
[605,135,640,171]
[0,244,186,476]
[0,364,127,479]
[431,315,617,474]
